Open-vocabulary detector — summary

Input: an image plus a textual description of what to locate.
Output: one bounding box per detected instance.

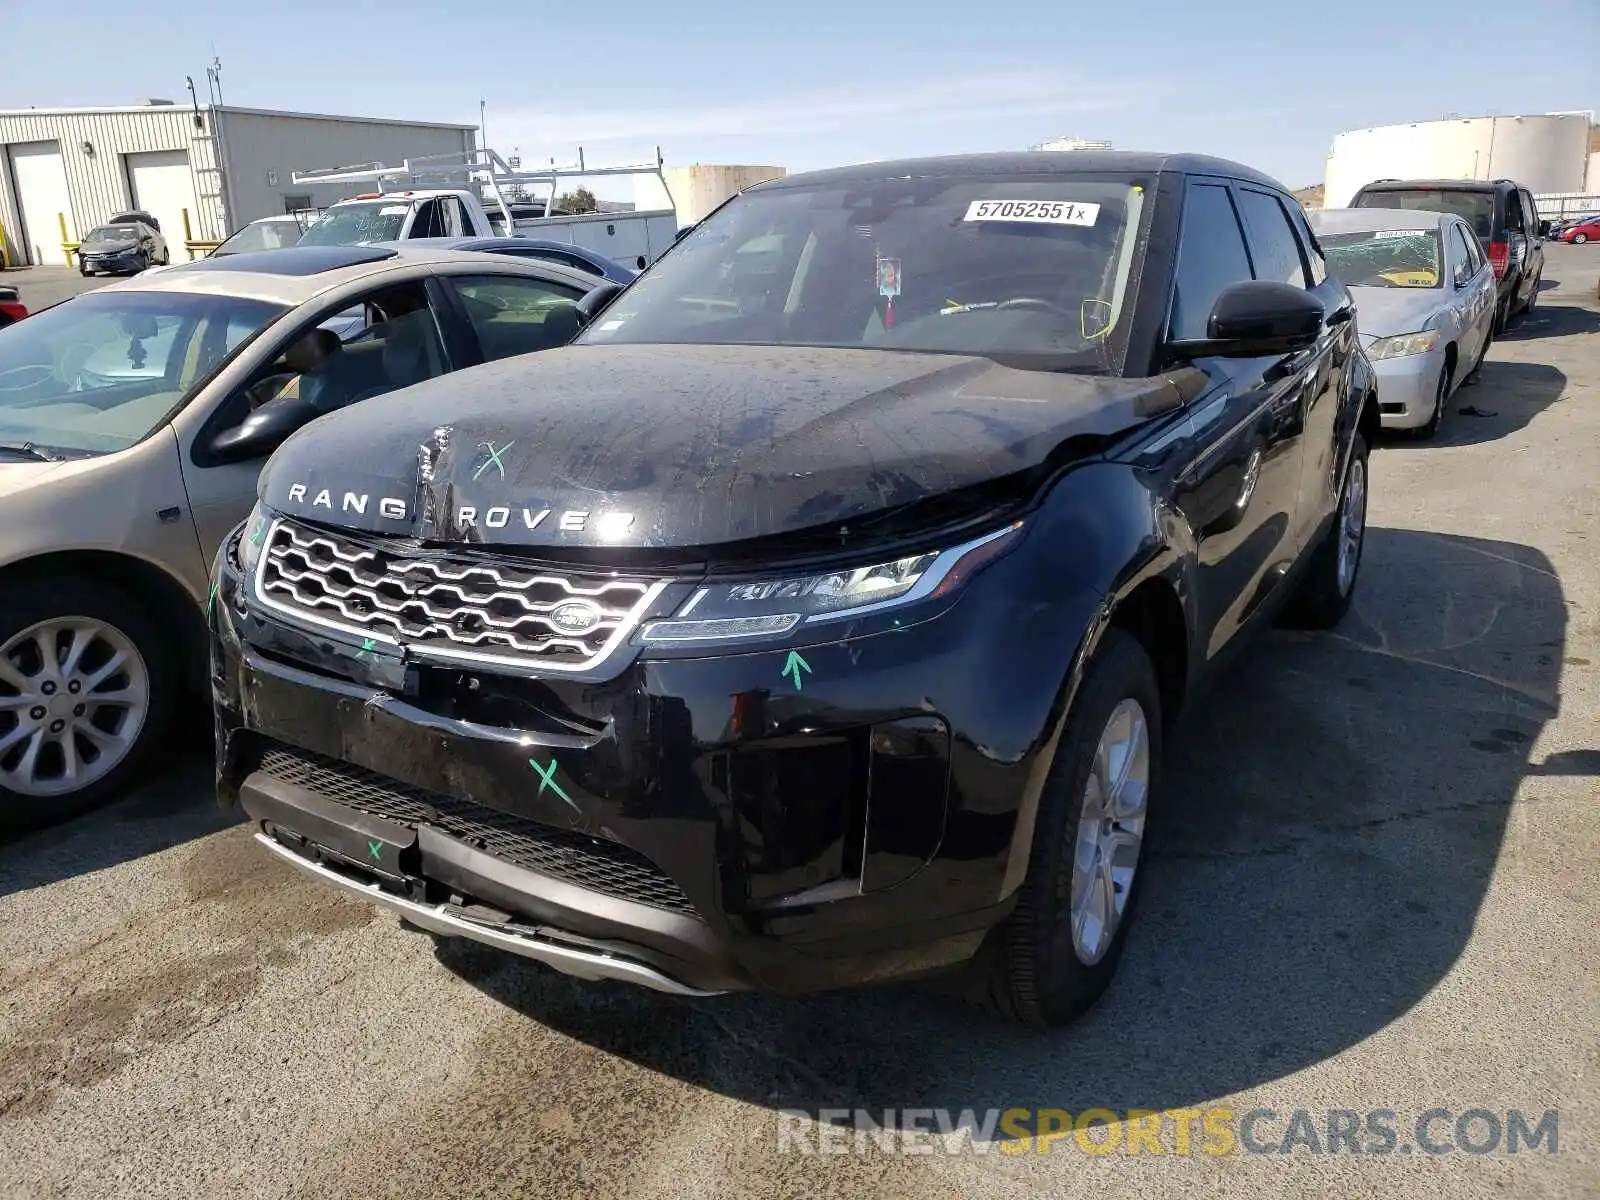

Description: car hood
[0,459,69,499]
[1350,286,1449,343]
[260,344,1188,550]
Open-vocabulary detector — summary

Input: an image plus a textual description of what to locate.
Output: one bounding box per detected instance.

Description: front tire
[1574,233,1588,244]
[1280,432,1369,630]
[982,629,1162,1028]
[0,577,180,830]
[1413,361,1450,440]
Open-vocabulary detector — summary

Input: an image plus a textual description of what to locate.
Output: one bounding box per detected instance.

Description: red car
[1559,216,1600,244]
[0,285,27,328]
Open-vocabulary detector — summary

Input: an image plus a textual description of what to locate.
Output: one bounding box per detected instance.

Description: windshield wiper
[0,441,65,462]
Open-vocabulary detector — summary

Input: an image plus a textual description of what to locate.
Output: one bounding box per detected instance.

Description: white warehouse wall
[0,104,211,264]
[217,108,476,226]
[1323,114,1591,208]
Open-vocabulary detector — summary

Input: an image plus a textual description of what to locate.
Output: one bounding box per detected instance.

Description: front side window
[1168,183,1253,340]
[1319,229,1444,289]
[298,202,409,246]
[231,280,447,427]
[449,275,588,363]
[1450,225,1478,285]
[1287,204,1328,285]
[580,173,1153,372]
[1236,189,1309,288]
[0,290,285,455]
[410,200,446,239]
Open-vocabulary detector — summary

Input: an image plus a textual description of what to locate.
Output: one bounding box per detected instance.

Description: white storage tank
[643,164,787,226]
[1324,114,1592,208]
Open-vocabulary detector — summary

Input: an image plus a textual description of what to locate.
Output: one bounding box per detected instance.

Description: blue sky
[3,0,1595,196]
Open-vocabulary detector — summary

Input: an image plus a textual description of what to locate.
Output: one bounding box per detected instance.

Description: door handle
[1326,306,1354,327]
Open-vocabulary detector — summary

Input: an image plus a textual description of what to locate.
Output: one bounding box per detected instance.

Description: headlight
[1366,330,1440,360]
[639,522,1023,644]
[238,502,271,577]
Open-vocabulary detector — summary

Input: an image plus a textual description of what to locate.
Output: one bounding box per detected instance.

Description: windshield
[1358,189,1494,239]
[0,290,287,455]
[1320,229,1444,289]
[578,173,1150,370]
[298,202,407,246]
[215,220,303,256]
[85,226,138,242]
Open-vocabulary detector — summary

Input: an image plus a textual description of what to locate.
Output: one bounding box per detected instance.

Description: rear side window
[1520,190,1539,232]
[1169,183,1253,340]
[1236,189,1309,288]
[1359,189,1495,239]
[1501,189,1524,232]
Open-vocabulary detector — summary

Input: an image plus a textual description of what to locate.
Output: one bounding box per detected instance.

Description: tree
[553,187,599,214]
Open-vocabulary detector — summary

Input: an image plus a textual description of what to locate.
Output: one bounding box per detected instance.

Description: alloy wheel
[0,617,150,797]
[1336,455,1367,597]
[1069,697,1149,964]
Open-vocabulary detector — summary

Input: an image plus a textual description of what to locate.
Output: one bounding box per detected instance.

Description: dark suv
[1350,178,1548,331]
[212,152,1380,1027]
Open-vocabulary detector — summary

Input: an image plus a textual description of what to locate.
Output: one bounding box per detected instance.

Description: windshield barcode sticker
[964,200,1099,226]
[1372,229,1431,239]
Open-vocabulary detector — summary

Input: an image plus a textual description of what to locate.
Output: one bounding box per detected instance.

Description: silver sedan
[1307,207,1497,438]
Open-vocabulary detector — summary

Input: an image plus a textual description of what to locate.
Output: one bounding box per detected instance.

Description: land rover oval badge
[549,600,603,634]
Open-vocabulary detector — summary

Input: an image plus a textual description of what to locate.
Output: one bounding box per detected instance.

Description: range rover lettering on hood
[257,344,1196,549]
[280,483,634,538]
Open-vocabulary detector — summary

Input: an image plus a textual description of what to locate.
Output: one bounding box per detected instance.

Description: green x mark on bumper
[529,756,578,812]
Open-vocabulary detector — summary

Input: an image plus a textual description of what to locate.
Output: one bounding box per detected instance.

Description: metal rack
[290,147,678,232]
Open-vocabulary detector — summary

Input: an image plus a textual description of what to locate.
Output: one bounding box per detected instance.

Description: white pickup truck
[296,187,679,271]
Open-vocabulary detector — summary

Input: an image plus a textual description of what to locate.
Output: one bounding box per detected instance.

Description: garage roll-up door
[7,141,75,266]
[127,150,198,250]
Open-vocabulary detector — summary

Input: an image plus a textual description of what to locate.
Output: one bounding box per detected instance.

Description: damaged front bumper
[210,515,1101,997]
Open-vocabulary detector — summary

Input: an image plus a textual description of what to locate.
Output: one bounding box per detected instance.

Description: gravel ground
[2,246,1596,1199]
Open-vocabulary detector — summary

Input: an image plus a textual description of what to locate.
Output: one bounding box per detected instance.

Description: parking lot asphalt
[0,264,119,312]
[1,246,1597,1199]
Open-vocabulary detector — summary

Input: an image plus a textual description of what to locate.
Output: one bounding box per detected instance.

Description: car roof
[750,150,1289,193]
[1357,178,1510,193]
[103,244,597,305]
[1307,207,1458,233]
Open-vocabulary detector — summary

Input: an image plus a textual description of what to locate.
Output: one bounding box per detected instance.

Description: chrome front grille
[255,519,662,671]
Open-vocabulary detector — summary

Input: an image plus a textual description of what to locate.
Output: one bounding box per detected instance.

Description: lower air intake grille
[256,744,697,916]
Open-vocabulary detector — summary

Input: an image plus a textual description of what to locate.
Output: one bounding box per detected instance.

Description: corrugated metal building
[0,101,476,266]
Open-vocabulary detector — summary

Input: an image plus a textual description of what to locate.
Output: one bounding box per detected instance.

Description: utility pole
[480,99,488,154]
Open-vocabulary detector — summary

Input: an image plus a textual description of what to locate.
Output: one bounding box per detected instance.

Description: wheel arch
[1,549,208,697]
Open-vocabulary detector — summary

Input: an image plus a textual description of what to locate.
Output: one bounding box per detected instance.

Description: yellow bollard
[0,217,9,269]
[58,211,72,265]
[182,207,193,244]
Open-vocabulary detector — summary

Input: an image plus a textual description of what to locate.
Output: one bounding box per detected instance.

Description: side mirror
[206,395,321,465]
[1538,220,1552,238]
[1169,281,1326,360]
[576,281,626,324]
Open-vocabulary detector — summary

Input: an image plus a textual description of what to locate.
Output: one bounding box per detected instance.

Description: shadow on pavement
[440,527,1563,1133]
[1497,297,1600,341]
[0,750,236,899]
[1412,359,1567,448]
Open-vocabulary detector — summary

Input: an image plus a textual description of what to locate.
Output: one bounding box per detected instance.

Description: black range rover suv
[211,152,1380,1027]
